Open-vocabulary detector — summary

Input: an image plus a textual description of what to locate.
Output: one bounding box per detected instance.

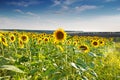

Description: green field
[0,29,120,80]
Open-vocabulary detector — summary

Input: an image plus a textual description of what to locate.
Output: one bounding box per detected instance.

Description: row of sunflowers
[0,28,119,80]
[0,29,113,53]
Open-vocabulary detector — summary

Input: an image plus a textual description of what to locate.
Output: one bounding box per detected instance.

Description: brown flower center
[22,36,27,41]
[93,42,98,45]
[20,41,22,44]
[44,38,48,41]
[11,36,14,41]
[79,45,87,50]
[56,31,64,40]
[99,41,103,44]
[2,38,5,43]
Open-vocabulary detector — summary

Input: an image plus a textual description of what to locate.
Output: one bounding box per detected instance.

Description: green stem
[1,43,4,56]
[26,43,32,63]
[12,43,18,55]
[65,54,69,80]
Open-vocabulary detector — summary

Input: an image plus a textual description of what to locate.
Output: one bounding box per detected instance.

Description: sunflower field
[0,28,120,80]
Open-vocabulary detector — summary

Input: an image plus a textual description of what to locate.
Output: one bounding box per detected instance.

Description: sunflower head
[37,38,42,44]
[44,37,49,42]
[109,37,114,41]
[78,44,89,53]
[91,40,99,48]
[0,33,4,37]
[66,40,71,45]
[1,37,8,47]
[53,28,67,42]
[19,34,29,43]
[73,41,78,46]
[18,39,24,48]
[0,37,1,42]
[9,34,16,43]
[99,39,105,46]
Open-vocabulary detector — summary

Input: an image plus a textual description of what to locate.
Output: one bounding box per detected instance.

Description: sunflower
[53,40,58,44]
[1,37,8,46]
[91,40,99,47]
[9,34,16,43]
[109,37,113,41]
[78,44,89,53]
[66,40,71,45]
[37,38,42,44]
[41,33,47,37]
[18,39,24,48]
[19,34,29,43]
[32,34,36,39]
[73,35,79,40]
[53,28,67,42]
[0,33,3,37]
[73,41,78,46]
[44,37,49,42]
[0,37,1,42]
[92,36,99,40]
[99,39,105,46]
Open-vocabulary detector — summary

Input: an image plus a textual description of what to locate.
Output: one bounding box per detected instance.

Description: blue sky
[0,0,120,31]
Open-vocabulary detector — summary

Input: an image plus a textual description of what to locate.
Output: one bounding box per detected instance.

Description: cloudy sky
[0,0,120,32]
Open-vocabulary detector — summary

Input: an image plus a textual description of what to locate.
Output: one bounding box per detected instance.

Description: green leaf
[0,76,10,80]
[70,62,78,69]
[29,68,39,75]
[79,66,86,72]
[89,62,95,69]
[0,65,25,73]
[19,56,29,63]
[76,59,87,69]
[82,76,89,80]
[44,68,56,76]
[88,52,97,57]
[0,56,11,66]
[89,70,98,77]
[96,53,104,57]
[0,77,3,79]
[14,53,22,58]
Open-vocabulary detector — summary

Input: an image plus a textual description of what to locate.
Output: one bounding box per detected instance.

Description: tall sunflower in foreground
[0,37,1,43]
[53,28,67,42]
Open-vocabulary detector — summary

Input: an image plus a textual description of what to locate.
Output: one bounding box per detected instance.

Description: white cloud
[14,9,39,17]
[75,5,98,12]
[51,0,99,14]
[63,0,80,5]
[26,12,39,17]
[104,0,116,2]
[52,0,61,6]
[0,15,120,32]
[7,0,41,7]
[61,5,69,10]
[0,16,56,30]
[14,9,24,14]
[52,0,79,6]
[51,0,81,13]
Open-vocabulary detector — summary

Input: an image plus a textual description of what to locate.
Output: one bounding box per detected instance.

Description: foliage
[0,29,119,80]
